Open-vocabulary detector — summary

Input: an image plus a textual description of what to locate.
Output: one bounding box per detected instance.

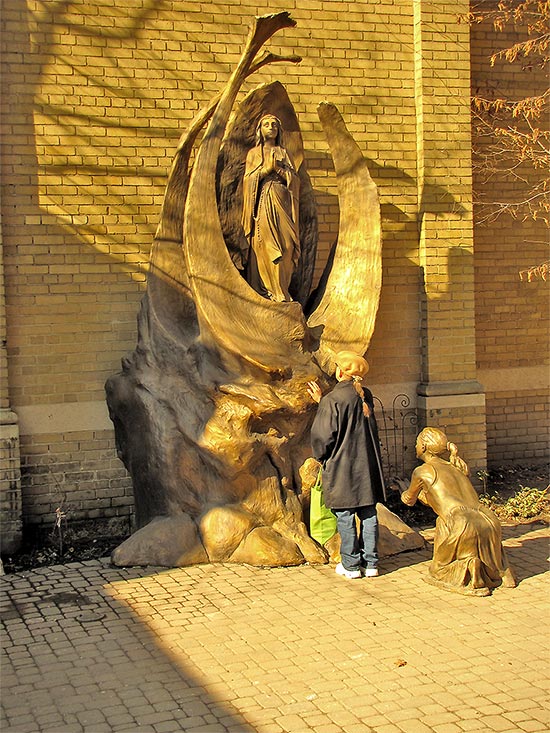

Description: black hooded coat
[310,380,387,510]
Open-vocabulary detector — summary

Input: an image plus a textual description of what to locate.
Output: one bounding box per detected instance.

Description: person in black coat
[308,351,386,579]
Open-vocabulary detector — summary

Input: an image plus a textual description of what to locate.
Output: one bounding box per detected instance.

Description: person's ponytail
[447,441,469,476]
[352,376,370,417]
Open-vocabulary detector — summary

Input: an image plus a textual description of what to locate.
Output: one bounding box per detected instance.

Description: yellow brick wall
[470,18,549,465]
[2,0,428,527]
[1,1,546,533]
[2,0,422,401]
[413,2,477,386]
[18,430,133,524]
[486,390,550,466]
[0,216,8,412]
[1,211,23,552]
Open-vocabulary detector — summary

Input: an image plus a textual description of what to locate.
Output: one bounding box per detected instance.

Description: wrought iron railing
[373,393,418,481]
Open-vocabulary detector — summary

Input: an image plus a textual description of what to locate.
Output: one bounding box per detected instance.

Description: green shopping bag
[309,468,337,545]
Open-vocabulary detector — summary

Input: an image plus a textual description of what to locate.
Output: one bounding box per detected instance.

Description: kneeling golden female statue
[398,427,516,596]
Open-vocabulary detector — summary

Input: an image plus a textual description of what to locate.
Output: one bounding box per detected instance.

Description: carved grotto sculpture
[106,12,387,568]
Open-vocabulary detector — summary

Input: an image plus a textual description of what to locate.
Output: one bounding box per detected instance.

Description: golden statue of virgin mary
[241,113,300,302]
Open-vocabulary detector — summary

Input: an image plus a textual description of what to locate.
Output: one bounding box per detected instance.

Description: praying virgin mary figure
[241,113,300,302]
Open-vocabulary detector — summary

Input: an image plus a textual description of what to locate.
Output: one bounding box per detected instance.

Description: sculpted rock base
[377,504,426,557]
[111,515,208,568]
[110,502,424,570]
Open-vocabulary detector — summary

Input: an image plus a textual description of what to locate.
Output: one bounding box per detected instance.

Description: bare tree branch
[469,0,550,225]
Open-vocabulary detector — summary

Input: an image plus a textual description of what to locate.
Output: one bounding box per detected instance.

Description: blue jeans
[333,505,378,571]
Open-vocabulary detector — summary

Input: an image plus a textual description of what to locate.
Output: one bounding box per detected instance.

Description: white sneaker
[362,567,379,578]
[335,562,362,579]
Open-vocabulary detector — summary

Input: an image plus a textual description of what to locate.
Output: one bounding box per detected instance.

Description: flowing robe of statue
[104,13,421,569]
[430,504,514,590]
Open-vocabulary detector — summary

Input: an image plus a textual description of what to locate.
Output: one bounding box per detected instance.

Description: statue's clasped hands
[262,150,286,177]
[307,380,322,404]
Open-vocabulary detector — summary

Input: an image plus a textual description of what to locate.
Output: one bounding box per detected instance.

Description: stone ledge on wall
[15,401,113,436]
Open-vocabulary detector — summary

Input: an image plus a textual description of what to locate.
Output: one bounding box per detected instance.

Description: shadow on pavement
[1,563,256,733]
[502,532,550,583]
[1,521,548,732]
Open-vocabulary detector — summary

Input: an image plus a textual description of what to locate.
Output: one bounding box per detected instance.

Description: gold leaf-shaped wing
[307,102,382,374]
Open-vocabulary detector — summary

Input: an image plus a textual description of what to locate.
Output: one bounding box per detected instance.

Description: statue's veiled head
[255,114,284,146]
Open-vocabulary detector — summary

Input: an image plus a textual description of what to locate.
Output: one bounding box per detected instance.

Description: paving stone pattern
[1,524,549,733]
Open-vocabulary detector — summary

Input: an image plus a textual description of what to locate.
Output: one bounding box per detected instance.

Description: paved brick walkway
[1,523,549,733]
